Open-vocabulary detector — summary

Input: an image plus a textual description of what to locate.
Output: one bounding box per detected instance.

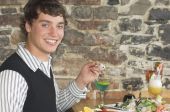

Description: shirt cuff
[69,81,88,99]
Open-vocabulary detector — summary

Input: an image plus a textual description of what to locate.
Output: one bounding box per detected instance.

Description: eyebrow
[57,22,65,25]
[39,20,65,25]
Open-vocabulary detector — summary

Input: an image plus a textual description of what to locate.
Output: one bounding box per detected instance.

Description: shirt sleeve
[0,70,28,112]
[54,80,88,112]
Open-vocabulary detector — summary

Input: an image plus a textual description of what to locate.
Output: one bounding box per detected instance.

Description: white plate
[103,103,130,112]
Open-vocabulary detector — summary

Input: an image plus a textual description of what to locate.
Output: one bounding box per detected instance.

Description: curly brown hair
[20,0,67,38]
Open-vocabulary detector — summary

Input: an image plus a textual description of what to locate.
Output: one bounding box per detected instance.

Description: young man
[0,0,101,112]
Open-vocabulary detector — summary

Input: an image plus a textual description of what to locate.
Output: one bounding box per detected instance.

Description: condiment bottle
[123,85,136,102]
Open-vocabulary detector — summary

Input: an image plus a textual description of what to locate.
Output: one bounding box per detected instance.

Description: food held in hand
[98,63,105,71]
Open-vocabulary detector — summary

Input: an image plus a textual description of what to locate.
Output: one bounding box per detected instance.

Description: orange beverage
[148,79,162,96]
[148,87,162,96]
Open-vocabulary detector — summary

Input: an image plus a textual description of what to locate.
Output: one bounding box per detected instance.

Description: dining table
[72,90,170,112]
[72,98,121,112]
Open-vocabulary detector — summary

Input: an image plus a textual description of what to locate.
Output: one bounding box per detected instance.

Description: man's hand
[75,61,104,90]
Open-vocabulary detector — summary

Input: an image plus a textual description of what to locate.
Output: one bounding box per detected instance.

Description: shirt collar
[16,42,52,72]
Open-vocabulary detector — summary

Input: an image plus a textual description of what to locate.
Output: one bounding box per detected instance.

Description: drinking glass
[94,77,110,104]
[145,62,163,98]
[148,78,163,98]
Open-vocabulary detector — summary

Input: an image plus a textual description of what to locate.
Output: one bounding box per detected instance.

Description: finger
[89,68,100,77]
[90,66,101,73]
[89,61,100,68]
[90,63,105,73]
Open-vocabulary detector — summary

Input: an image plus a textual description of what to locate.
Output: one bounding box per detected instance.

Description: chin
[44,48,56,54]
[49,46,58,52]
[48,49,56,54]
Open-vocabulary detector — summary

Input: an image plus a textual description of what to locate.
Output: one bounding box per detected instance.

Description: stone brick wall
[1,0,170,92]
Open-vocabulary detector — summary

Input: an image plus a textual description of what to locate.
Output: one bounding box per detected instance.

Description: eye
[41,22,49,28]
[57,24,64,29]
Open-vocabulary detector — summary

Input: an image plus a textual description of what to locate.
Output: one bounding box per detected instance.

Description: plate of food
[93,102,131,112]
[80,107,129,112]
[95,96,170,112]
[103,103,129,112]
[81,96,170,112]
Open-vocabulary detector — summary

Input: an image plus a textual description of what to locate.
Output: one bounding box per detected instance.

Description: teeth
[45,39,57,44]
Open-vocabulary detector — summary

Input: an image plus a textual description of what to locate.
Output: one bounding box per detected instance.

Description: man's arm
[0,70,28,112]
[54,80,87,112]
[54,62,100,112]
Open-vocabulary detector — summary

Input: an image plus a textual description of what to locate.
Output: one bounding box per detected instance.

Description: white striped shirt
[0,42,87,112]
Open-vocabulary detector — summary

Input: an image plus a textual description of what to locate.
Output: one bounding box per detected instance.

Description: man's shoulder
[0,53,23,71]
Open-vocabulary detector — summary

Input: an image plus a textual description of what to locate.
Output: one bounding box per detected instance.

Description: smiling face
[25,12,65,61]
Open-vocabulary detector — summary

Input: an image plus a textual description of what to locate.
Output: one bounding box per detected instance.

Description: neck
[25,43,49,61]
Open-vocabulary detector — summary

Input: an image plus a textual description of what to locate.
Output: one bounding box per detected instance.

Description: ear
[25,22,31,32]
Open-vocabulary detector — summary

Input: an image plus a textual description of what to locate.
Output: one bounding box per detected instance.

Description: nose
[49,27,58,37]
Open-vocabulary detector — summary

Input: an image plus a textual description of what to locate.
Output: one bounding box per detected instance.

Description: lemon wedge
[83,106,94,112]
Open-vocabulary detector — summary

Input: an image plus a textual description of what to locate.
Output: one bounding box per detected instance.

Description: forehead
[36,12,64,23]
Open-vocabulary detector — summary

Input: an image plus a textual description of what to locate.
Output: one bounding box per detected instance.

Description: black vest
[0,53,57,112]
